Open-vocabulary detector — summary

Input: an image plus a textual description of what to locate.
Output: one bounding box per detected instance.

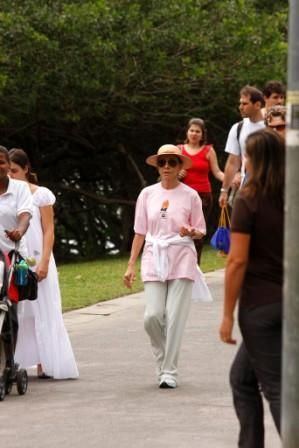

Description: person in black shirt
[219,129,285,448]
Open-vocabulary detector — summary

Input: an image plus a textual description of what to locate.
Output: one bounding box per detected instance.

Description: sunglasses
[157,158,180,168]
[268,124,286,131]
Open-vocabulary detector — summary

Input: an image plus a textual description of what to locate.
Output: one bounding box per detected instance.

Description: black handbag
[8,250,38,301]
[18,268,38,301]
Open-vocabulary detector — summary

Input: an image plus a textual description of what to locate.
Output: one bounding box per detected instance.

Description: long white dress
[15,187,79,379]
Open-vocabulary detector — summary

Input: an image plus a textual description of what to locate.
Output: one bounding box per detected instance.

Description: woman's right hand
[123,265,136,289]
[5,228,23,242]
[219,316,236,345]
[219,191,228,208]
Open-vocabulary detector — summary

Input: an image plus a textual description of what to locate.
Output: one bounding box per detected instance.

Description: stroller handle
[7,241,21,292]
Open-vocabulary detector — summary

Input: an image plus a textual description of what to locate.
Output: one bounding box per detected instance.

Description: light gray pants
[144,279,192,381]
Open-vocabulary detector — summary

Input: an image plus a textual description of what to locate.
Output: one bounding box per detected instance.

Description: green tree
[0,0,287,259]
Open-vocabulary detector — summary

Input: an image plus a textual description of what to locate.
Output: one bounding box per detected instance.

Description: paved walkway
[0,270,280,448]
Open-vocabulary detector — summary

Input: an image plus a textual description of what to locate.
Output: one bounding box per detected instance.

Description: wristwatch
[220,188,228,193]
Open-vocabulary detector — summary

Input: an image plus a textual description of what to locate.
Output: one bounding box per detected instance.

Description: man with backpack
[219,85,265,208]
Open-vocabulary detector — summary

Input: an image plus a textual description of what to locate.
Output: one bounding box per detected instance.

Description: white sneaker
[159,376,177,389]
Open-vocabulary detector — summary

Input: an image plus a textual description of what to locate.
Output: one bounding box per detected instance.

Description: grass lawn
[58,245,226,312]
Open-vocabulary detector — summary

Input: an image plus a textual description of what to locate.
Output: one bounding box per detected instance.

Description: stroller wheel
[16,369,28,395]
[0,379,5,401]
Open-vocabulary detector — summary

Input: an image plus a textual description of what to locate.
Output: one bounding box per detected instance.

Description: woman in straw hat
[123,144,206,389]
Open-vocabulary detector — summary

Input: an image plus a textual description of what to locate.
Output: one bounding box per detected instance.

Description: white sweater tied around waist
[145,233,213,302]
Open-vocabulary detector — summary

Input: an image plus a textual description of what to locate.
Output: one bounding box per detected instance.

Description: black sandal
[38,373,52,379]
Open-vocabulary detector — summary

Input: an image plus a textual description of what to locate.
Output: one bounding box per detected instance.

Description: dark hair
[8,148,38,184]
[185,118,207,145]
[240,85,265,106]
[265,105,286,126]
[263,80,285,98]
[242,129,285,203]
[0,145,9,162]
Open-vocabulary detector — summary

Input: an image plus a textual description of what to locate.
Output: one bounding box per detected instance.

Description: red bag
[2,252,19,303]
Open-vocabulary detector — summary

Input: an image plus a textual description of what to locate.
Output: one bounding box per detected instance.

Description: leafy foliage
[0,0,287,259]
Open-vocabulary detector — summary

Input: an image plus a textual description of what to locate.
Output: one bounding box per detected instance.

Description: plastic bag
[210,206,231,255]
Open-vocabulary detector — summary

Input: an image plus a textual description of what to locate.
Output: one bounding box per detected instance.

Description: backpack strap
[236,120,246,184]
[236,120,244,144]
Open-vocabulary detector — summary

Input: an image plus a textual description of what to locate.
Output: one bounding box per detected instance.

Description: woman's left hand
[179,226,202,239]
[35,261,49,282]
[219,316,236,345]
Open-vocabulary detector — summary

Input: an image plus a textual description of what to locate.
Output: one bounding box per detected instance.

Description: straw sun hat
[146,144,192,170]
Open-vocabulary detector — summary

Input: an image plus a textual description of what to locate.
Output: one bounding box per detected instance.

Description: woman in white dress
[9,148,79,379]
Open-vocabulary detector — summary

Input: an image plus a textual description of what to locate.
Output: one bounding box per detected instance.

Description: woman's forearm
[17,212,31,236]
[123,233,145,288]
[128,234,145,266]
[41,228,54,264]
[209,148,224,182]
[224,257,247,317]
[39,206,55,265]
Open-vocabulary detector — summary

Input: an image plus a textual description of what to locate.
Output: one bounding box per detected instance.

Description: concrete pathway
[0,270,281,448]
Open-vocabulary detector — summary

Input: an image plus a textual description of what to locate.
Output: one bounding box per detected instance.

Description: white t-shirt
[225,118,265,179]
[0,178,33,255]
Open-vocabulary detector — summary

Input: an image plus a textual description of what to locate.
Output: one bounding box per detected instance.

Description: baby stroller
[0,249,29,401]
